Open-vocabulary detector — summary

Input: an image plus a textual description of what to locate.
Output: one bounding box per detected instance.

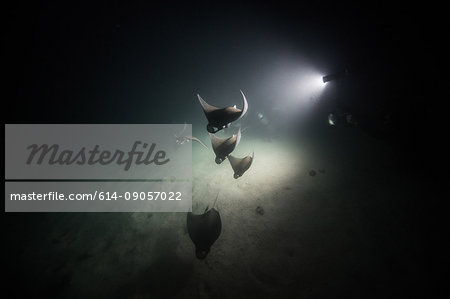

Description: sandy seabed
[6,127,429,298]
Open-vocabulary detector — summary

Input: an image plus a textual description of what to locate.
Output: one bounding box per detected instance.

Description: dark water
[5,2,441,298]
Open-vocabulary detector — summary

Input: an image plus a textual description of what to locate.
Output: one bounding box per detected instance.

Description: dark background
[5,1,444,298]
[5,1,441,164]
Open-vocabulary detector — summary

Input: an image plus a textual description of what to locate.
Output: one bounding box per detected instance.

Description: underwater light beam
[295,72,326,102]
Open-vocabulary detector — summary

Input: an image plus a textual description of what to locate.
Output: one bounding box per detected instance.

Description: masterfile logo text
[5,124,192,212]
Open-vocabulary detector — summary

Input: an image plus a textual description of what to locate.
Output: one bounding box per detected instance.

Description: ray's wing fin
[244,152,254,169]
[235,128,242,148]
[248,152,254,168]
[209,133,223,150]
[236,90,249,121]
[198,94,219,114]
[227,155,239,172]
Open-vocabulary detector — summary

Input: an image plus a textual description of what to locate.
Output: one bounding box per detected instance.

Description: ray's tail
[191,137,209,149]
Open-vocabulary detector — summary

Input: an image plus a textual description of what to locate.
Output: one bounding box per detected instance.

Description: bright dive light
[318,75,327,87]
[322,69,348,83]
